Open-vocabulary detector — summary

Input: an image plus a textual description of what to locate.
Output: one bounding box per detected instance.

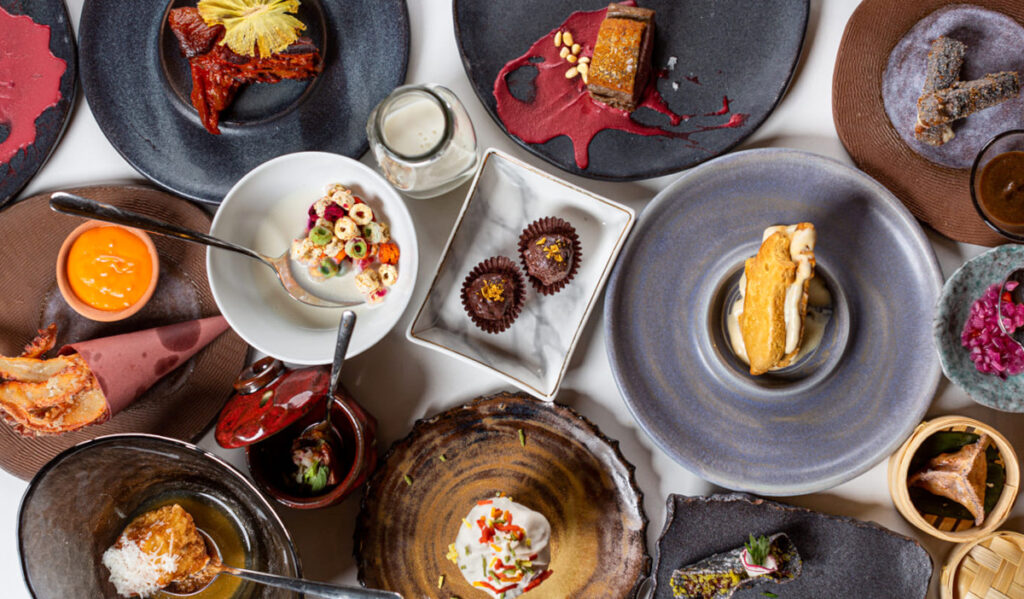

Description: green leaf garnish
[762,592,778,598]
[744,534,771,566]
[303,461,328,492]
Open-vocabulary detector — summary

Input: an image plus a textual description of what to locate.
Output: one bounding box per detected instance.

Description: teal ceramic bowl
[934,244,1024,411]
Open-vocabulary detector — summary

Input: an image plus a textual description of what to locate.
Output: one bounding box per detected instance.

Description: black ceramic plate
[0,0,76,209]
[79,0,409,204]
[454,0,808,181]
[653,494,933,599]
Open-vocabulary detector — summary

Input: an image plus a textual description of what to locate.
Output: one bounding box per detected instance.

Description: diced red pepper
[474,581,518,594]
[477,499,493,506]
[523,569,553,591]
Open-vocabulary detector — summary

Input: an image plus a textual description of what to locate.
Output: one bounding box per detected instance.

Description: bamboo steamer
[941,531,1024,599]
[888,416,1020,543]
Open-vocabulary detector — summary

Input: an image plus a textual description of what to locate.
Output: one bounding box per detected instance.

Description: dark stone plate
[453,0,808,181]
[354,392,650,598]
[78,0,409,204]
[0,0,77,209]
[652,493,933,599]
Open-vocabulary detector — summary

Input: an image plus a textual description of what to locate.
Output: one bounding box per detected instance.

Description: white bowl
[208,152,418,363]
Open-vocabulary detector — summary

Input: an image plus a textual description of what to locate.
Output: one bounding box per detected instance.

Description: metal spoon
[998,268,1024,348]
[163,529,400,598]
[49,192,361,309]
[294,310,356,487]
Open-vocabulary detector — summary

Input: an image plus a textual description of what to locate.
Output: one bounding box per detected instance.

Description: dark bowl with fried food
[18,434,301,598]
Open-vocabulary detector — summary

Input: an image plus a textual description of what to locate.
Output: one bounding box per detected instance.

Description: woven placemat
[833,0,1024,247]
[0,185,248,480]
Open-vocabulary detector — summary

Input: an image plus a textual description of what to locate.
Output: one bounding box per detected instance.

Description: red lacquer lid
[215,357,330,449]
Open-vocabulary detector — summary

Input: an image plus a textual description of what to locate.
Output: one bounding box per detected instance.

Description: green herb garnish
[744,534,771,566]
[302,461,328,492]
[404,474,413,486]
[518,429,526,447]
[762,593,778,598]
[439,454,448,462]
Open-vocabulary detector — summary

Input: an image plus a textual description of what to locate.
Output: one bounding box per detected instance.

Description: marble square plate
[407,149,634,399]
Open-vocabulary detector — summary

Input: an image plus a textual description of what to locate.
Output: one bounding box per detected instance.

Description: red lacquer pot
[216,357,378,509]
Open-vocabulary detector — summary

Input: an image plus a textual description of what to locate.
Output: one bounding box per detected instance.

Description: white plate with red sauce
[454,0,808,180]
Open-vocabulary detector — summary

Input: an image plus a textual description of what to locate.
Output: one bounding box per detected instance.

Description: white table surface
[4,1,1013,597]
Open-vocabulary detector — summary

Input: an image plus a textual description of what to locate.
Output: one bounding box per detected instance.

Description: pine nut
[559,46,570,59]
[567,54,577,63]
[565,66,578,79]
[554,31,562,46]
[563,32,574,47]
[571,43,580,55]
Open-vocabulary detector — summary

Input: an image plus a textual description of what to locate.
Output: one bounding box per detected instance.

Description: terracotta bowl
[246,389,378,509]
[55,220,160,322]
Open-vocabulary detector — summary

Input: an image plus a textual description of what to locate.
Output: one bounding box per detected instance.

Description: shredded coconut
[666,56,677,70]
[102,540,179,598]
[672,81,679,91]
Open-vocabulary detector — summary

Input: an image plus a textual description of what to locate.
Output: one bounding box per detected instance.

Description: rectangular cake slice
[586,3,655,112]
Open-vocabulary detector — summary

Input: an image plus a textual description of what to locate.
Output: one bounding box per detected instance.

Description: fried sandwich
[737,223,817,375]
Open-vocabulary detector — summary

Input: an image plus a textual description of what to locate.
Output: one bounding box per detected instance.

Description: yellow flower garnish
[479,280,505,302]
[197,0,306,57]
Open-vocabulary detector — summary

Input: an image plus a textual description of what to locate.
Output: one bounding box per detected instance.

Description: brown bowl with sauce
[971,130,1024,242]
[55,220,160,322]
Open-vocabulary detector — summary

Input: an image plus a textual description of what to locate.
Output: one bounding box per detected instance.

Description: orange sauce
[66,226,153,311]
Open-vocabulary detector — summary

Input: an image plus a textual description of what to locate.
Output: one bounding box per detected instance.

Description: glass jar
[367,84,479,199]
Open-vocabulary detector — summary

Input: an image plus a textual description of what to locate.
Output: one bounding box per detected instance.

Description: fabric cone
[58,316,230,416]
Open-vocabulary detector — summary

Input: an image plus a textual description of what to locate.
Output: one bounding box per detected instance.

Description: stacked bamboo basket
[888,415,1022,599]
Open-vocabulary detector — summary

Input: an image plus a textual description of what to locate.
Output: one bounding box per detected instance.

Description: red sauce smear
[493,3,747,169]
[0,7,66,165]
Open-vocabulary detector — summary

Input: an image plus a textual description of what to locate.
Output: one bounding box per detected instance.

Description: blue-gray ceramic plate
[651,493,932,599]
[0,0,76,209]
[78,0,408,204]
[604,149,943,495]
[935,244,1024,411]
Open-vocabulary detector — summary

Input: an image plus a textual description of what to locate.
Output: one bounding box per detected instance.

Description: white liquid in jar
[381,95,445,157]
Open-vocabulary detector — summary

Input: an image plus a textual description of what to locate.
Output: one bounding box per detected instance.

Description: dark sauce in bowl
[978,151,1024,228]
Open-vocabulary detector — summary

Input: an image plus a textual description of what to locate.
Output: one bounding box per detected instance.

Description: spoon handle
[330,311,358,399]
[221,566,402,599]
[49,192,268,264]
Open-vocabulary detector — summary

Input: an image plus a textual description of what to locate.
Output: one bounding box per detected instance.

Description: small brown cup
[970,129,1024,242]
[246,385,378,510]
[55,220,159,322]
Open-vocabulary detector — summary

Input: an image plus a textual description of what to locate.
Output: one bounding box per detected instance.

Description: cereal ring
[345,237,369,259]
[334,217,359,241]
[361,222,388,244]
[349,203,374,225]
[379,264,398,287]
[354,269,381,294]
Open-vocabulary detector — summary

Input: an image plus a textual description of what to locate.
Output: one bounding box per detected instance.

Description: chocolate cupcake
[518,217,581,295]
[461,256,525,333]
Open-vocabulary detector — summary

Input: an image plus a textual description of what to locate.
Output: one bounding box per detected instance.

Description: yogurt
[448,496,552,598]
